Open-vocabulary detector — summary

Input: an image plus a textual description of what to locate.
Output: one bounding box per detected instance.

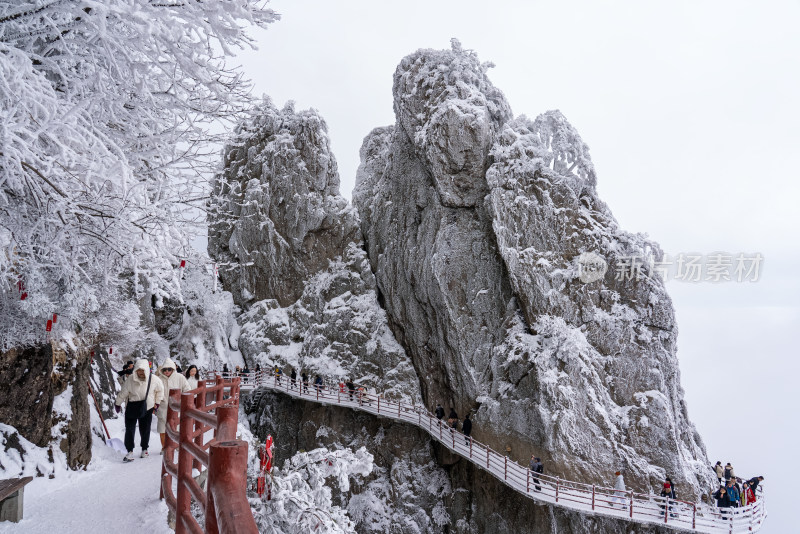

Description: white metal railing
[219,370,767,533]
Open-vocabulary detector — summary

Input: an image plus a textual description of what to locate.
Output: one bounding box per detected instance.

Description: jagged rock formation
[353,41,713,499]
[209,100,360,309]
[211,43,714,533]
[209,101,420,399]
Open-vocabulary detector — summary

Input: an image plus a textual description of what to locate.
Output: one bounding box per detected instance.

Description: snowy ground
[0,416,171,534]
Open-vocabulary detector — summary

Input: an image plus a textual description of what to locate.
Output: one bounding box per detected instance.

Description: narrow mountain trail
[0,417,171,534]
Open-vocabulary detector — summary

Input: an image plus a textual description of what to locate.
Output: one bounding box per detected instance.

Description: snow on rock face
[209,99,360,308]
[392,39,512,208]
[210,100,421,401]
[246,391,451,534]
[354,42,712,498]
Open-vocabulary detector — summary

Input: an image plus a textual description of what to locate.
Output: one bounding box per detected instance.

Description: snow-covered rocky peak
[209,101,420,402]
[354,44,713,499]
[392,42,513,207]
[209,99,359,308]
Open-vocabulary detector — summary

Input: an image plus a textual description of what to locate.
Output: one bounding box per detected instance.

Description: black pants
[124,410,153,452]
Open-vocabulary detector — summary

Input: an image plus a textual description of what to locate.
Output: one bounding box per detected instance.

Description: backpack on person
[724,467,731,479]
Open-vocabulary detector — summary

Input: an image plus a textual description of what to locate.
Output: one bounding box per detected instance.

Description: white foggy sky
[233,1,798,530]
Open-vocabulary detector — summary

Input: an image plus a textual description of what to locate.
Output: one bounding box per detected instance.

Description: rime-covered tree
[0,1,277,348]
[249,446,374,534]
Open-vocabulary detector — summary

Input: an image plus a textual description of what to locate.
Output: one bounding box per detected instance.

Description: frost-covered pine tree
[0,1,277,348]
[249,447,374,534]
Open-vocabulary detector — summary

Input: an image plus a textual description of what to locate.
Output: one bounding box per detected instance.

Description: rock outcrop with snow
[209,101,421,399]
[353,41,712,498]
[211,44,714,533]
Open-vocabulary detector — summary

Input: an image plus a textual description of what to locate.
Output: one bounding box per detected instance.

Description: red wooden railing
[160,375,257,534]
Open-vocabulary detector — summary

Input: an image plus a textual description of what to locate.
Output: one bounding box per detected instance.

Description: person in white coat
[115,359,165,462]
[612,471,627,508]
[156,357,191,449]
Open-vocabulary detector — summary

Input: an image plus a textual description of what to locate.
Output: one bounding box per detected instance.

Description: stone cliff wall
[353,42,712,498]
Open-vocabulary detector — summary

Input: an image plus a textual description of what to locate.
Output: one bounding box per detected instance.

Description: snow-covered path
[0,416,172,534]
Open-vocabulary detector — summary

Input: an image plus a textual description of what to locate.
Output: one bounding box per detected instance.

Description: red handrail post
[216,405,239,442]
[470,436,473,459]
[377,396,380,414]
[633,490,637,518]
[504,455,507,481]
[592,485,595,510]
[176,393,195,534]
[555,478,560,502]
[692,503,696,529]
[207,441,259,534]
[526,469,530,493]
[193,381,206,471]
[486,447,489,469]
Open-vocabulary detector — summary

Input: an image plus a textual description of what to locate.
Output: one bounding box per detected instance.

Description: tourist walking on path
[747,476,764,498]
[314,375,323,395]
[184,365,200,389]
[725,479,739,508]
[435,403,444,420]
[713,486,733,519]
[290,368,297,388]
[714,461,724,484]
[156,357,191,449]
[529,456,543,491]
[724,462,734,482]
[346,379,356,401]
[612,471,626,508]
[115,359,165,462]
[447,408,458,432]
[462,413,472,445]
[660,480,676,518]
[302,371,309,393]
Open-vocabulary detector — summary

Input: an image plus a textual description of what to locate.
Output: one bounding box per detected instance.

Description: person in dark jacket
[435,403,444,420]
[529,456,543,491]
[314,375,323,395]
[290,368,297,388]
[222,363,230,376]
[723,462,734,482]
[345,379,355,401]
[747,476,764,497]
[660,481,676,518]
[301,371,309,393]
[462,413,472,445]
[117,361,134,386]
[714,486,732,518]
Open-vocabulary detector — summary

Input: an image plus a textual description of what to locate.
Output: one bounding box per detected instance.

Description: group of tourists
[114,357,202,463]
[711,461,763,513]
[434,403,473,445]
[116,359,766,523]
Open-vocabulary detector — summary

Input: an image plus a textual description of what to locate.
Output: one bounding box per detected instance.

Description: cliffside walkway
[235,371,766,533]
